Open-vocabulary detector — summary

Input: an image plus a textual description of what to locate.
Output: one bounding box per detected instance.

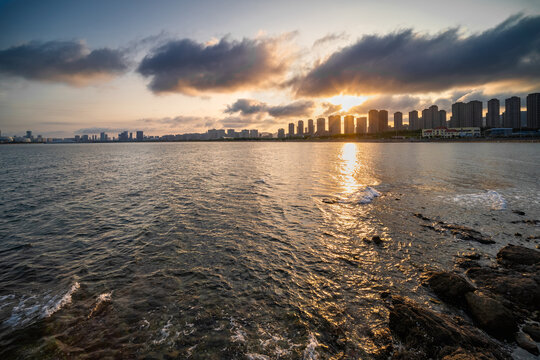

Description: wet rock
[455,258,480,270]
[514,232,522,237]
[388,296,508,360]
[461,252,481,260]
[380,291,391,299]
[464,291,517,340]
[513,210,526,216]
[511,219,540,225]
[425,272,475,307]
[465,267,540,312]
[515,331,539,355]
[496,245,540,268]
[523,323,540,342]
[445,224,495,244]
[414,213,431,221]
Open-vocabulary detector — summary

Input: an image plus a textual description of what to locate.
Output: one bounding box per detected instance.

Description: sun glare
[327,95,369,112]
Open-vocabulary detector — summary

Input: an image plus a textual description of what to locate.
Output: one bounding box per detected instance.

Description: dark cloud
[320,102,342,116]
[348,95,423,114]
[294,14,540,97]
[138,36,292,95]
[0,41,128,85]
[225,99,315,118]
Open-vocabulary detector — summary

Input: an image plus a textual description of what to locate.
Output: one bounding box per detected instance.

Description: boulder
[523,324,540,342]
[425,272,475,306]
[496,245,540,268]
[388,296,508,359]
[515,331,539,355]
[464,291,517,340]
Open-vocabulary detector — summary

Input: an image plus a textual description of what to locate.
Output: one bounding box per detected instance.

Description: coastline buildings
[277,128,285,139]
[288,122,295,137]
[394,112,402,130]
[450,102,466,128]
[409,110,419,130]
[465,101,482,127]
[329,115,341,135]
[307,119,315,135]
[487,99,500,128]
[504,96,521,128]
[344,115,355,134]
[527,93,540,129]
[356,117,367,134]
[379,110,388,132]
[368,110,379,133]
[297,120,304,136]
[316,118,325,135]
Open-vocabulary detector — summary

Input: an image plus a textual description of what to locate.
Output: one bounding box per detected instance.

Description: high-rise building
[297,120,304,136]
[368,110,379,133]
[26,130,32,139]
[408,110,419,130]
[394,112,403,130]
[464,101,482,127]
[379,110,388,132]
[439,110,447,127]
[329,115,341,135]
[100,132,107,141]
[288,122,295,137]
[136,131,144,141]
[249,129,259,138]
[227,129,236,138]
[129,132,133,141]
[118,131,129,141]
[486,99,500,128]
[421,109,429,129]
[451,102,467,127]
[316,118,325,135]
[240,129,250,138]
[277,128,285,139]
[504,96,521,128]
[344,115,355,134]
[307,119,314,135]
[526,93,540,129]
[427,105,439,128]
[356,117,367,134]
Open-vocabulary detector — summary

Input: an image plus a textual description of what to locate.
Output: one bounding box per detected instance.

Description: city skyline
[1,1,539,137]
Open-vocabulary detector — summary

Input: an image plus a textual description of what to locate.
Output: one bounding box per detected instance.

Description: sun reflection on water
[339,143,361,194]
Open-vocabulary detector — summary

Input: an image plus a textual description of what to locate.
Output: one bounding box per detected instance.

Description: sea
[0,142,539,359]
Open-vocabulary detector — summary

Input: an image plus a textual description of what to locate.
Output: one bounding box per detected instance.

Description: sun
[327,95,369,112]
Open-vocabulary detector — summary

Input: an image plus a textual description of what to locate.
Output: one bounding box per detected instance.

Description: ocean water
[0,142,539,359]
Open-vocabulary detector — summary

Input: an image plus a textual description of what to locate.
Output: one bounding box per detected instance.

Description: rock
[455,258,480,269]
[414,213,431,221]
[514,233,522,237]
[445,224,495,244]
[380,291,391,299]
[465,267,540,312]
[496,245,540,268]
[464,291,517,340]
[372,236,383,245]
[523,324,540,342]
[515,331,539,355]
[513,210,526,216]
[425,272,475,306]
[388,296,508,360]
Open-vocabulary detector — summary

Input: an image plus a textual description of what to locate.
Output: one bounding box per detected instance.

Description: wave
[303,333,319,360]
[325,186,381,205]
[88,292,112,318]
[3,281,80,328]
[449,190,507,211]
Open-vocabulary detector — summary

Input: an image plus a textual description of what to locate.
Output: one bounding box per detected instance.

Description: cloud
[138,35,293,95]
[320,102,342,116]
[294,14,540,97]
[225,98,315,118]
[348,95,423,114]
[0,40,128,85]
[312,32,349,47]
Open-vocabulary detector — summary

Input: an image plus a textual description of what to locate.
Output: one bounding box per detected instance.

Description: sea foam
[450,190,507,210]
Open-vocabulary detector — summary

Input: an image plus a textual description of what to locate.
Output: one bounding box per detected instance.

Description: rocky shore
[382,242,540,359]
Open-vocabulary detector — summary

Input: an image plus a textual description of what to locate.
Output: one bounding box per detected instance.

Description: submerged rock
[523,323,540,342]
[388,296,508,360]
[464,291,517,340]
[425,272,475,307]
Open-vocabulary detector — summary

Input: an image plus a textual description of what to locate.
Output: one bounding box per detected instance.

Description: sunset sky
[1,0,539,137]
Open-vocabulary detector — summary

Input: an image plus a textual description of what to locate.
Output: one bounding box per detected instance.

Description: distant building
[486,99,500,128]
[394,112,403,130]
[208,129,226,139]
[379,110,388,132]
[82,134,89,142]
[227,129,236,138]
[485,128,513,137]
[504,96,521,129]
[409,110,419,130]
[343,115,354,134]
[526,93,540,129]
[368,110,379,133]
[328,115,341,135]
[26,130,33,139]
[464,101,482,127]
[297,120,304,136]
[118,131,129,141]
[74,135,81,142]
[100,132,107,141]
[451,102,466,127]
[307,119,314,135]
[249,129,258,138]
[356,117,367,134]
[136,131,144,141]
[288,122,295,137]
[422,127,481,138]
[277,128,285,139]
[240,129,250,138]
[316,118,325,135]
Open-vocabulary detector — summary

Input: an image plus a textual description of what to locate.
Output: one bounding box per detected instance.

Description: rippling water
[0,142,539,359]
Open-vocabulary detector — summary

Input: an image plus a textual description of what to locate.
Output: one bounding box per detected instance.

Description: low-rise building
[422,127,481,138]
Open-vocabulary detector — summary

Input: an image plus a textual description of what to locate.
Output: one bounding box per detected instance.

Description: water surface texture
[1,142,539,359]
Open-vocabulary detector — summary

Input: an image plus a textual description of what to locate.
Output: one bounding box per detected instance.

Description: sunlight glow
[339,143,359,193]
[327,95,369,112]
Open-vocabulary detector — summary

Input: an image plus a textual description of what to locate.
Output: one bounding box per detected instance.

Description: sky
[0,0,539,137]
